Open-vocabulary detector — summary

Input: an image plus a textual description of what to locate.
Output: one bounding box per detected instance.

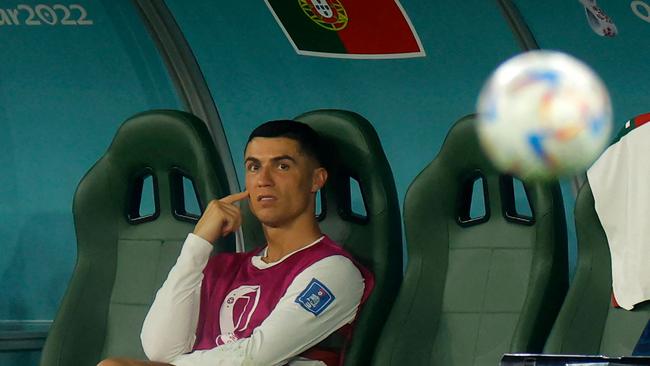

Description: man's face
[244,137,326,228]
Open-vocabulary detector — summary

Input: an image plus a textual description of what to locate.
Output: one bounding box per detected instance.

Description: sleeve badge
[295,278,335,316]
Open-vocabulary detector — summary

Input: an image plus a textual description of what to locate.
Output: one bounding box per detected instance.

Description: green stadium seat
[543,181,650,355]
[373,114,568,366]
[40,110,233,366]
[241,109,404,366]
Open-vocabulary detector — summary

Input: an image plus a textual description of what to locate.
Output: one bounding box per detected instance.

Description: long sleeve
[169,255,365,366]
[141,233,213,362]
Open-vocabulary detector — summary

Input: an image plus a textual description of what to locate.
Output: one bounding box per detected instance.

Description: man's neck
[262,219,322,263]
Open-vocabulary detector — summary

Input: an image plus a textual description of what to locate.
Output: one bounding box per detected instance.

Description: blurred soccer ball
[476,50,613,180]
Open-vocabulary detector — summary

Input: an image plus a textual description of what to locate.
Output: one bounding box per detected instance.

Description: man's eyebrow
[271,155,297,163]
[244,155,297,164]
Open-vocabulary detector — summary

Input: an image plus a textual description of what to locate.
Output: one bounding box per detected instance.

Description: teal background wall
[516,0,650,127]
[3,0,649,365]
[0,0,179,364]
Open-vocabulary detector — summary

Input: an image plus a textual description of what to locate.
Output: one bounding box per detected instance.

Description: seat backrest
[241,109,403,366]
[41,110,232,366]
[373,114,568,366]
[544,182,650,355]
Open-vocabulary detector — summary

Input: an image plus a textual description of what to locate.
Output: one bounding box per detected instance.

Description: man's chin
[261,216,289,228]
[252,212,284,228]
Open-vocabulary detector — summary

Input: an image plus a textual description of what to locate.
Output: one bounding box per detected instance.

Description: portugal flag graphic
[265,0,425,59]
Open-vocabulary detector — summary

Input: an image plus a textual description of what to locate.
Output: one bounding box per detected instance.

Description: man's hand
[193,191,249,244]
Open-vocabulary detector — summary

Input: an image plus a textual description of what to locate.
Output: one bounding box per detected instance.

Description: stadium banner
[265,0,425,59]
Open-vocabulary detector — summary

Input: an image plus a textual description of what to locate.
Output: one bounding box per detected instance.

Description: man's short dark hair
[247,120,327,168]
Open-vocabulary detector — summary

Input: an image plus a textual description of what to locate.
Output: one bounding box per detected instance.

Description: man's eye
[278,163,289,170]
[247,164,259,172]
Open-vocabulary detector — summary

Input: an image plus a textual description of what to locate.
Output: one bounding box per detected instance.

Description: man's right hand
[192,191,249,244]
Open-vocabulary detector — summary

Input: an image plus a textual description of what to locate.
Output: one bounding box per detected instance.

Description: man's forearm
[141,233,212,362]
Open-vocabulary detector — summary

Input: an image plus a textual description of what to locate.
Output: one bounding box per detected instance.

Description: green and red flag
[265,0,425,59]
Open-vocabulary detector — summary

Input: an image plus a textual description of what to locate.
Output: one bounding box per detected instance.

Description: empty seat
[40,110,233,366]
[373,114,568,366]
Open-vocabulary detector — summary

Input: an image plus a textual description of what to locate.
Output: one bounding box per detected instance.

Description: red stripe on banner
[336,0,420,55]
[634,112,650,128]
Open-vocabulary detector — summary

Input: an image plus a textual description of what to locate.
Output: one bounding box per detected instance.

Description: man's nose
[256,166,273,187]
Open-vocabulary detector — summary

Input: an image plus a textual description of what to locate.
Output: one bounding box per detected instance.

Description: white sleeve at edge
[169,255,365,366]
[140,233,213,362]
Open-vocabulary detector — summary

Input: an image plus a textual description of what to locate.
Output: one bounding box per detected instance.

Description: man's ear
[311,167,328,193]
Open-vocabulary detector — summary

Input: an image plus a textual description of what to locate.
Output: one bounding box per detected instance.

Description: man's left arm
[170,255,365,366]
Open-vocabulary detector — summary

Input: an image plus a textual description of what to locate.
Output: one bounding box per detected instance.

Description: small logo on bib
[295,278,335,316]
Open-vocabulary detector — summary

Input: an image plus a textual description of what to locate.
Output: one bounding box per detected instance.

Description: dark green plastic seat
[544,181,650,355]
[373,114,568,366]
[40,110,232,366]
[241,109,403,366]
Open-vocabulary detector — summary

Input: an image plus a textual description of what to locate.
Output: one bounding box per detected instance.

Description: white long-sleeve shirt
[141,234,365,366]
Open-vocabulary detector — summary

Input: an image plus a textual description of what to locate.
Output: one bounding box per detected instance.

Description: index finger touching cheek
[220,191,249,204]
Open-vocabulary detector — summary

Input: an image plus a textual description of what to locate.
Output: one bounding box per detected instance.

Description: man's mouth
[257,195,276,202]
